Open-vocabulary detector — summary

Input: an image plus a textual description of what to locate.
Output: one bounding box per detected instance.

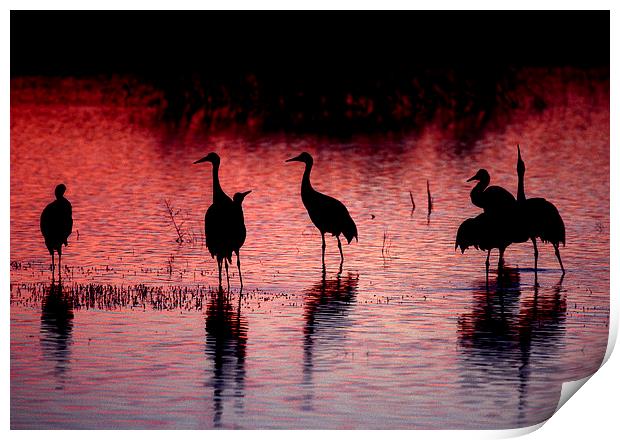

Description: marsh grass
[163,199,201,245]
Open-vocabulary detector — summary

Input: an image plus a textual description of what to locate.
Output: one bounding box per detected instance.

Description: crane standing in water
[194,152,249,291]
[286,152,358,270]
[232,190,252,290]
[514,145,566,274]
[456,212,513,281]
[458,169,517,275]
[457,148,566,279]
[40,184,73,281]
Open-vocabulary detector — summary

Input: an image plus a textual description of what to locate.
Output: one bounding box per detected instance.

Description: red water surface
[10,73,610,428]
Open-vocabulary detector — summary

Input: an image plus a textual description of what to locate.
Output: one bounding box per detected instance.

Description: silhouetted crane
[467,168,516,215]
[458,169,517,278]
[286,152,358,270]
[514,146,566,274]
[456,212,512,280]
[194,152,248,290]
[232,190,252,290]
[40,184,73,281]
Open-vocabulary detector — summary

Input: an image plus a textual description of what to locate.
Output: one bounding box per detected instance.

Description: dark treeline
[11,11,610,134]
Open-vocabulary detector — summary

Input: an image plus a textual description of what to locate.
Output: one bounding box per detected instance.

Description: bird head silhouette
[517,145,526,176]
[54,184,67,199]
[194,152,220,166]
[466,169,490,184]
[285,151,313,166]
[233,190,252,204]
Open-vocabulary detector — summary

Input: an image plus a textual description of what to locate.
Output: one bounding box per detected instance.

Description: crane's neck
[301,161,313,192]
[212,163,226,203]
[517,170,526,203]
[470,176,489,206]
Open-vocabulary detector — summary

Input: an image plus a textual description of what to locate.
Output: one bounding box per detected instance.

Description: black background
[11,11,610,77]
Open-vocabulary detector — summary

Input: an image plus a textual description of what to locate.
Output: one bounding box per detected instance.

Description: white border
[4,3,616,439]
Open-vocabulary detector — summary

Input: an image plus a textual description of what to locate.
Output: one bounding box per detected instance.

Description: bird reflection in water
[302,272,359,411]
[457,270,566,427]
[515,275,566,425]
[204,292,247,428]
[40,282,74,389]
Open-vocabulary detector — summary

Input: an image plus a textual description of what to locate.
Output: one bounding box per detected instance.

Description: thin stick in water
[427,180,433,215]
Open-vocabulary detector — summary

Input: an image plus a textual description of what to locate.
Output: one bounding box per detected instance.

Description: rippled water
[10,75,609,429]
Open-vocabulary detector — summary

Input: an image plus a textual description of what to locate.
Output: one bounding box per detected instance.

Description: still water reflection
[303,273,359,412]
[457,270,567,426]
[10,74,609,428]
[40,283,74,388]
[205,293,248,428]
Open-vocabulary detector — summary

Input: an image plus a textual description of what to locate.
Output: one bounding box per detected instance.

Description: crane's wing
[205,206,215,249]
[40,204,53,239]
[306,191,357,243]
[62,202,73,245]
[486,186,516,209]
[524,197,565,245]
[204,203,235,261]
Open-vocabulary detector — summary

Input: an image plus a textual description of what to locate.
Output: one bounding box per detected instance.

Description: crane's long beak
[193,156,210,164]
[517,144,522,160]
[240,190,252,198]
[285,155,302,163]
[466,175,478,182]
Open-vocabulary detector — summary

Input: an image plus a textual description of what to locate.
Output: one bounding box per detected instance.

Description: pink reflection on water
[10,72,609,429]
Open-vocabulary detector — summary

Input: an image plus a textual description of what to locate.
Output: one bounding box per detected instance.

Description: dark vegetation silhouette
[194,153,249,290]
[162,198,197,244]
[13,282,237,312]
[514,146,566,274]
[204,292,247,428]
[40,282,74,386]
[302,272,359,411]
[286,152,358,271]
[40,184,73,281]
[457,271,566,427]
[11,11,608,136]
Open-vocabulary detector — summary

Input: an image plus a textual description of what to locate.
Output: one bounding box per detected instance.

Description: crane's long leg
[321,233,326,270]
[51,252,55,283]
[337,235,344,267]
[225,260,230,292]
[498,248,505,273]
[531,237,538,273]
[217,258,223,291]
[497,248,506,287]
[485,250,490,285]
[58,250,62,283]
[236,251,243,293]
[553,243,565,274]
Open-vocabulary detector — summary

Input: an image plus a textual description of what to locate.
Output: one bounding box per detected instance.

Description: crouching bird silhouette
[194,152,250,291]
[40,184,73,282]
[456,212,513,283]
[286,152,358,271]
